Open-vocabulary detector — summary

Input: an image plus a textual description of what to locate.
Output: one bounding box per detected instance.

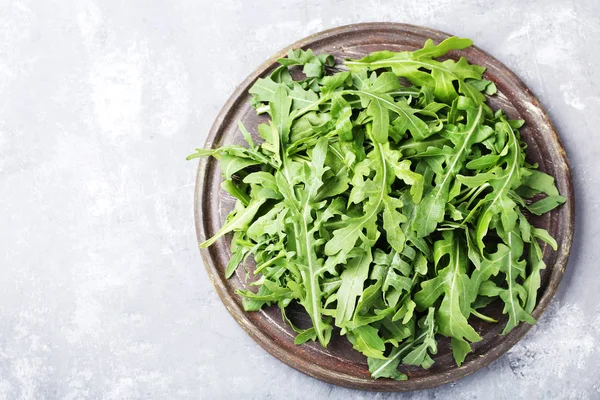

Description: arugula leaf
[402,308,438,369]
[277,48,333,78]
[368,351,409,380]
[523,231,546,314]
[498,230,536,334]
[526,195,566,215]
[346,37,486,104]
[334,247,372,327]
[347,325,387,359]
[412,100,485,237]
[351,90,431,141]
[189,36,566,380]
[414,232,481,346]
[200,198,267,248]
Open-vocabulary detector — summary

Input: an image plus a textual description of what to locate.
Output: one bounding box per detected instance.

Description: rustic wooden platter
[193,23,574,391]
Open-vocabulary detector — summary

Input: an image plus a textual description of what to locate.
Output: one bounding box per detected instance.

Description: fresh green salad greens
[188,38,565,380]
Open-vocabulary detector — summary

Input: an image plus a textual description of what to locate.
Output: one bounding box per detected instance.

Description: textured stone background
[1,0,599,399]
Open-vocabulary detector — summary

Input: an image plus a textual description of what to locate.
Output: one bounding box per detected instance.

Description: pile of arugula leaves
[188,38,565,380]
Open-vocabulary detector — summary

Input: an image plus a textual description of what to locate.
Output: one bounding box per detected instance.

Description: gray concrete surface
[1,0,599,399]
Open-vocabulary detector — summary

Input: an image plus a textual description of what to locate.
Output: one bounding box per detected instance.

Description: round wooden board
[193,23,575,391]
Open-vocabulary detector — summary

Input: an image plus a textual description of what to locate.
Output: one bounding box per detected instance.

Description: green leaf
[367,95,390,143]
[413,37,473,58]
[237,121,255,149]
[451,338,471,366]
[498,231,536,334]
[330,94,353,141]
[393,298,416,323]
[383,146,424,203]
[412,103,485,237]
[243,171,279,191]
[368,347,408,380]
[346,37,486,104]
[294,328,317,345]
[288,82,320,110]
[335,247,372,327]
[469,244,509,303]
[471,119,522,252]
[221,180,250,206]
[248,77,281,105]
[414,232,481,343]
[520,169,560,197]
[325,137,388,256]
[270,85,293,146]
[347,325,386,359]
[277,48,333,78]
[523,237,545,314]
[526,195,566,215]
[200,198,267,247]
[225,243,248,279]
[466,154,500,170]
[321,71,351,94]
[382,196,407,253]
[241,286,273,311]
[189,39,566,381]
[532,227,558,250]
[402,308,437,369]
[350,90,431,141]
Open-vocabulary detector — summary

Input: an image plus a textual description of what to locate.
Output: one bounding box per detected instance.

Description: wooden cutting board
[193,23,575,391]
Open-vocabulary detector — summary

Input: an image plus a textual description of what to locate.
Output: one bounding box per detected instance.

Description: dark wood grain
[193,23,575,391]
